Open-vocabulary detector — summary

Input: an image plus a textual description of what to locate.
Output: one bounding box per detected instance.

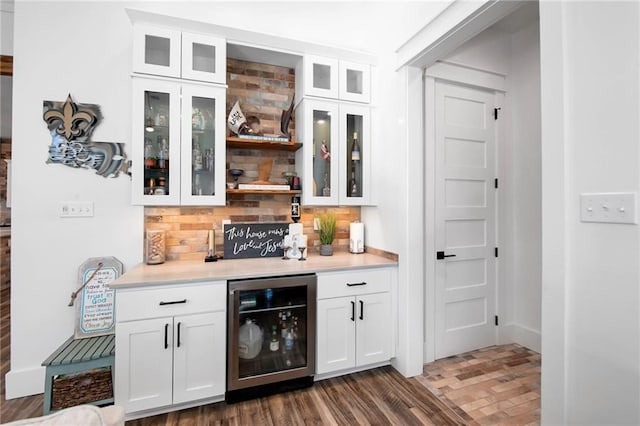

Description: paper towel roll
[350,222,364,253]
[289,223,303,236]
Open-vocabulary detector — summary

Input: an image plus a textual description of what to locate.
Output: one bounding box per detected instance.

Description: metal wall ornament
[43,94,129,178]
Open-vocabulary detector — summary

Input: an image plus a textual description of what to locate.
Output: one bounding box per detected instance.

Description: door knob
[436,251,456,260]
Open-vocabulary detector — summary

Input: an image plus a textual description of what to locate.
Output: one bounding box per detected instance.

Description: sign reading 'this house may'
[223,223,288,259]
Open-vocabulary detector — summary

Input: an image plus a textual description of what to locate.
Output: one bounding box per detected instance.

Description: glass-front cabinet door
[298,55,339,99]
[339,104,370,205]
[133,25,181,78]
[339,61,371,103]
[296,100,340,205]
[132,77,181,205]
[180,83,226,206]
[181,33,226,84]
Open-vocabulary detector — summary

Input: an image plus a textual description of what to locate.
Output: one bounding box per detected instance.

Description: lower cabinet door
[356,292,392,366]
[173,311,226,404]
[316,297,356,374]
[115,317,174,413]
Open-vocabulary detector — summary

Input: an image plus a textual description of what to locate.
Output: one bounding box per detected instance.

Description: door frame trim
[423,68,506,363]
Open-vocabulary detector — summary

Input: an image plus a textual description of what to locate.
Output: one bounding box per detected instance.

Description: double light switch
[580,192,637,224]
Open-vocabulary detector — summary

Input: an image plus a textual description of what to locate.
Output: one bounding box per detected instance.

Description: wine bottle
[350,168,358,197]
[351,131,360,161]
[270,325,279,352]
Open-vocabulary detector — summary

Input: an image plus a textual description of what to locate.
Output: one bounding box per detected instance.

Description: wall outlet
[313,217,320,231]
[59,201,94,218]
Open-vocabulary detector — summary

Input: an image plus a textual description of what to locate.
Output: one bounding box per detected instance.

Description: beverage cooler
[227,274,316,402]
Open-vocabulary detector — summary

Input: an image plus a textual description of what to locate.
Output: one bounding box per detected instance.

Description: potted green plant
[318,212,337,256]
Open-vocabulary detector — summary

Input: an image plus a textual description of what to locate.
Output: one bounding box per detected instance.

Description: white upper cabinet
[133,25,182,78]
[339,61,371,103]
[181,32,227,83]
[296,55,370,103]
[297,55,339,99]
[131,76,226,206]
[133,24,226,84]
[295,99,372,206]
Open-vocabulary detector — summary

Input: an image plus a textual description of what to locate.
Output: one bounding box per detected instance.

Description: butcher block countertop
[111,251,398,289]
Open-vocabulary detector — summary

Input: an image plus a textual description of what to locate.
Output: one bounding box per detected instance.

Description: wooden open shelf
[226,136,302,152]
[226,189,301,195]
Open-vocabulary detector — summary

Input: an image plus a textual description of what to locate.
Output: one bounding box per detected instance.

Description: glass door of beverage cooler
[180,83,226,206]
[227,274,316,396]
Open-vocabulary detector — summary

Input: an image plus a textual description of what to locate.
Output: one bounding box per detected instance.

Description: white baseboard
[503,323,541,353]
[5,366,45,399]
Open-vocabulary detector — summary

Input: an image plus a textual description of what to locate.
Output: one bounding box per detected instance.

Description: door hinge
[494,315,499,326]
[494,178,498,189]
[495,247,499,258]
[494,107,501,120]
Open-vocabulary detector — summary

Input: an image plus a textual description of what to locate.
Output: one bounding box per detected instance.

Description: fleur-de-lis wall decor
[43,94,129,178]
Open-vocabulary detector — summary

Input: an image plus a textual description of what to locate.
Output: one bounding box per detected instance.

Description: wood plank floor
[1,270,540,425]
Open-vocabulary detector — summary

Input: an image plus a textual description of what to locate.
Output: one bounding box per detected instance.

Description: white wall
[504,18,541,351]
[7,2,143,398]
[7,1,444,398]
[443,26,510,75]
[540,1,640,424]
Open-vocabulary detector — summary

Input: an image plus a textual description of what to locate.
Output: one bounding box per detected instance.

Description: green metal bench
[41,334,115,415]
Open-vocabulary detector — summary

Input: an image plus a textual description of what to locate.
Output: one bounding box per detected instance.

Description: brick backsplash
[144,59,361,261]
[145,206,360,261]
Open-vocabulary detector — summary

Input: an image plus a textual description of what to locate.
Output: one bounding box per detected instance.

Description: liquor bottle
[192,136,203,171]
[280,312,288,338]
[193,173,202,196]
[269,325,279,352]
[350,168,358,197]
[351,131,360,161]
[144,138,156,169]
[284,328,294,351]
[157,138,169,169]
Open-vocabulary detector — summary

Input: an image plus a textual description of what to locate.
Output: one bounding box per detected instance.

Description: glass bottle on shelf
[284,328,294,351]
[350,168,358,197]
[144,137,156,169]
[192,136,203,171]
[351,131,360,162]
[157,137,169,170]
[270,325,279,352]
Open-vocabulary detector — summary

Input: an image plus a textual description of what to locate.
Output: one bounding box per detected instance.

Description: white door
[434,81,497,359]
[316,297,356,374]
[355,293,391,366]
[173,311,226,404]
[115,317,173,413]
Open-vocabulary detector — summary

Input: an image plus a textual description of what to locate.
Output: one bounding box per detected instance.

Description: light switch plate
[580,192,637,224]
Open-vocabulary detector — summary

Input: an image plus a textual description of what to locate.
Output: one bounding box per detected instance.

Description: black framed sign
[223,223,288,259]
